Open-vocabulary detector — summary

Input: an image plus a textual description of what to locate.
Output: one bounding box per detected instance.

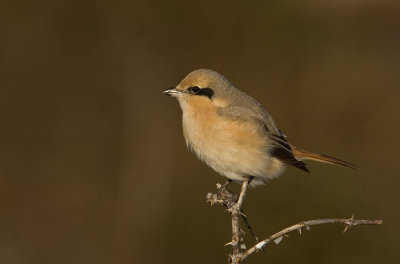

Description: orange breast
[182,100,274,180]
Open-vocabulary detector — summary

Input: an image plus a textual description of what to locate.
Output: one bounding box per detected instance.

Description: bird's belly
[183,113,284,185]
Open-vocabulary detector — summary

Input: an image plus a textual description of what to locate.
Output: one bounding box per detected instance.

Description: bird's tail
[291,145,359,170]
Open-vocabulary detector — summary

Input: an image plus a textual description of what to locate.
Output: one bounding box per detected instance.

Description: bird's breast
[181,104,281,182]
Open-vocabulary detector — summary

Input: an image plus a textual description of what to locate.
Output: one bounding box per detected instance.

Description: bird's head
[164,69,236,109]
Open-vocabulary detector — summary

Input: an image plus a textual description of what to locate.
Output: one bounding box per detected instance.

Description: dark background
[1,0,399,263]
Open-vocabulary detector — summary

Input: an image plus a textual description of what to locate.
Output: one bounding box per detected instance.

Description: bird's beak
[163,87,184,97]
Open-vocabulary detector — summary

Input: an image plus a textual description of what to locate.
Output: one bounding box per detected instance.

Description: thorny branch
[206,182,383,263]
[242,217,383,261]
[229,178,249,262]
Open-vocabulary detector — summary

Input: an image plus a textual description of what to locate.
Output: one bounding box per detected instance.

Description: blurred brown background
[1,0,399,263]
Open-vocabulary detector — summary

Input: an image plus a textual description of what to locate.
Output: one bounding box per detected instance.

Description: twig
[240,216,383,261]
[240,210,259,243]
[206,181,260,243]
[206,183,383,263]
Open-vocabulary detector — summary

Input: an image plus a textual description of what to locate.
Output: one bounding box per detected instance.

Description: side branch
[241,217,383,261]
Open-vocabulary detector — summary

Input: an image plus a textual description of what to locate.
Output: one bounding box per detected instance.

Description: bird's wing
[217,102,280,134]
[268,130,309,173]
[218,105,309,173]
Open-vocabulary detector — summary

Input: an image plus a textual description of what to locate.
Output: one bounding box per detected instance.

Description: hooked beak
[163,87,184,97]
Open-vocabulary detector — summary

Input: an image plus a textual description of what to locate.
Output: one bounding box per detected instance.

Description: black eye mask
[188,86,214,99]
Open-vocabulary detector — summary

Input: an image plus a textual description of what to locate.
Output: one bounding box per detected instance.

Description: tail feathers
[291,145,359,170]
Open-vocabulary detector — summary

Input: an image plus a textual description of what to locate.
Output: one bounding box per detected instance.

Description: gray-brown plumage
[164,69,358,186]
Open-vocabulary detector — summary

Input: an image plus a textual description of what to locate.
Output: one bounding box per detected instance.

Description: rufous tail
[291,145,359,170]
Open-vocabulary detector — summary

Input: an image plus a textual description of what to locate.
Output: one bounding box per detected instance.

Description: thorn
[241,243,246,250]
[305,225,310,231]
[349,213,355,221]
[225,240,238,247]
[224,241,233,247]
[261,247,266,254]
[298,228,302,235]
[344,214,356,232]
[274,236,283,244]
[284,234,290,238]
[255,241,267,250]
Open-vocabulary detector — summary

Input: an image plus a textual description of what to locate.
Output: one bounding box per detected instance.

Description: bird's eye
[191,86,201,93]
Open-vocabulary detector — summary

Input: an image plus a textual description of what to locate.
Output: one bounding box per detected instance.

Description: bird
[164,69,358,187]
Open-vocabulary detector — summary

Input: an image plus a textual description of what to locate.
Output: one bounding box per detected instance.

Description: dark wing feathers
[269,131,310,173]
